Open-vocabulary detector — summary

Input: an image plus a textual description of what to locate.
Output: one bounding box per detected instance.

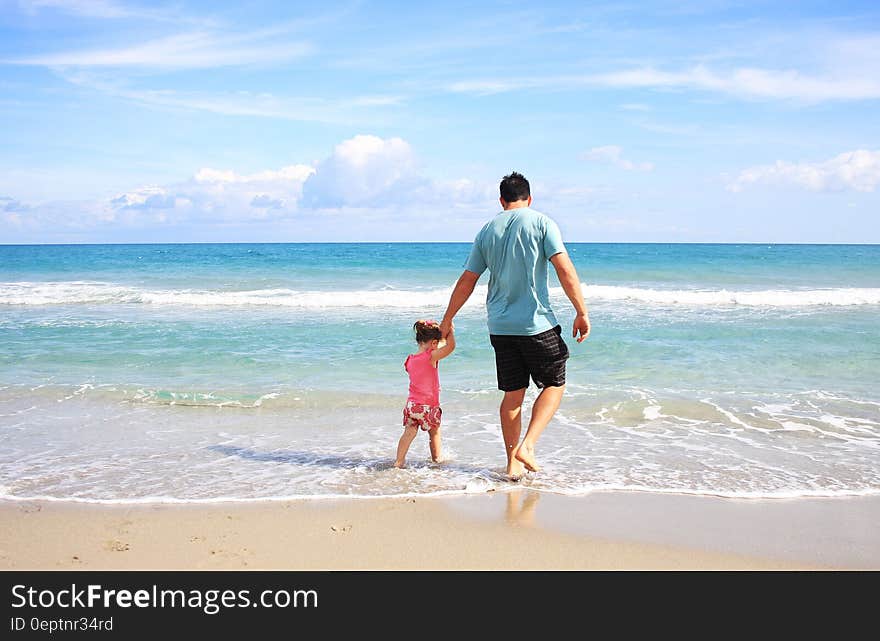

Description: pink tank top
[404,349,440,406]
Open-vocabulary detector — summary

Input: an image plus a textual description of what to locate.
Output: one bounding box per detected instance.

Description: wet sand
[3,490,877,570]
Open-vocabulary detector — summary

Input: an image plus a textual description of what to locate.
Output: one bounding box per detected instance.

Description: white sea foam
[3,372,878,504]
[581,285,880,307]
[2,485,879,504]
[643,404,663,421]
[2,281,880,308]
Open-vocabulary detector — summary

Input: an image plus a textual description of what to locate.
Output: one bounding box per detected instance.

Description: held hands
[439,318,454,339]
[572,313,590,343]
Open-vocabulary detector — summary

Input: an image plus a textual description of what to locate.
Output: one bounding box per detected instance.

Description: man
[439,172,590,478]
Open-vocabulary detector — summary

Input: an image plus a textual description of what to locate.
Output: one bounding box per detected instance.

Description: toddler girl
[394,319,455,468]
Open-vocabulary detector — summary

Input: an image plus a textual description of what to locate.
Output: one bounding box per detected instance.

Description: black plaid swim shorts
[489,325,569,391]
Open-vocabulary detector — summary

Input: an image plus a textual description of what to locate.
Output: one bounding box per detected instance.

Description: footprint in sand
[115,519,134,535]
[209,548,253,567]
[105,540,130,552]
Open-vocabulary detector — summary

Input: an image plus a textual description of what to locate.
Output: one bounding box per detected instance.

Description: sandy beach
[2,490,877,570]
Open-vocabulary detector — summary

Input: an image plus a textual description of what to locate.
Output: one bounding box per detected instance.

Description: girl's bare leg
[395,425,418,468]
[428,426,442,462]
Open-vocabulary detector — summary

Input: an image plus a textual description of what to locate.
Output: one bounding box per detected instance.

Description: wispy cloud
[582,146,654,172]
[448,64,880,102]
[42,67,401,124]
[629,120,702,137]
[598,66,880,101]
[127,88,397,123]
[15,0,201,23]
[19,0,151,19]
[4,6,393,123]
[1,195,30,212]
[727,150,880,193]
[100,87,400,124]
[8,31,313,68]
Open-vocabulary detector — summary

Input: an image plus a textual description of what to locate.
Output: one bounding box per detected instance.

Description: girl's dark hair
[413,320,442,343]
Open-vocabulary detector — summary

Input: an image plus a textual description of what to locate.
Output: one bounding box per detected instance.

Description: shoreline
[2,490,877,570]
[2,485,877,504]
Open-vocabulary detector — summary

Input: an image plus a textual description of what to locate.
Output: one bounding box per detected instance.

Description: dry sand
[1,490,877,570]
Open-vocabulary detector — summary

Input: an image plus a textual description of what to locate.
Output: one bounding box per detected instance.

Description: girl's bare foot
[393,461,405,469]
[515,446,541,473]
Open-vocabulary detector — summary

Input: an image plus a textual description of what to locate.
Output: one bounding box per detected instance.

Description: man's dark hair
[499,171,530,203]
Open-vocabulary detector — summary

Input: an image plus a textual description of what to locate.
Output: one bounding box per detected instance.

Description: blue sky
[1,0,879,243]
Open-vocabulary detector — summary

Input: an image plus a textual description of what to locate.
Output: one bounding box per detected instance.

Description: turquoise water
[1,243,878,501]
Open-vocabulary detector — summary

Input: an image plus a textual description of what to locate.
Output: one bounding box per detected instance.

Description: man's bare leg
[504,489,540,526]
[515,384,565,472]
[500,388,527,478]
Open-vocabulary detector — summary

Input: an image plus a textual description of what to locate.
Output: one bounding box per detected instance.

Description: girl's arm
[431,329,456,364]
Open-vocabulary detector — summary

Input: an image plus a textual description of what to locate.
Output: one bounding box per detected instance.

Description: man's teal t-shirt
[463,207,566,336]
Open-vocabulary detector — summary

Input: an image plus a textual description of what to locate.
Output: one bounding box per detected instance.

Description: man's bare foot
[393,461,405,469]
[506,457,525,481]
[515,446,541,473]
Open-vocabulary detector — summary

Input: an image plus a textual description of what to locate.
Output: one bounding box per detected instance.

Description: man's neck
[502,200,530,211]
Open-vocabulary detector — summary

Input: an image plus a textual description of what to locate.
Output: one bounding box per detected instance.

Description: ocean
[1,242,878,503]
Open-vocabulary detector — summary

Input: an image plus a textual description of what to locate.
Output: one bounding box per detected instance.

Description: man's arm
[439,270,480,339]
[549,252,590,343]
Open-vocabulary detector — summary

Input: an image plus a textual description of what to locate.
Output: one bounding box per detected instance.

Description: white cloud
[582,146,654,172]
[1,135,501,240]
[301,135,425,208]
[110,185,175,209]
[298,135,497,211]
[194,165,314,185]
[727,150,880,193]
[170,164,315,219]
[94,164,316,225]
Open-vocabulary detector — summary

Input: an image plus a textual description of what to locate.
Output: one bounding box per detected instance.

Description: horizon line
[1,241,879,247]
